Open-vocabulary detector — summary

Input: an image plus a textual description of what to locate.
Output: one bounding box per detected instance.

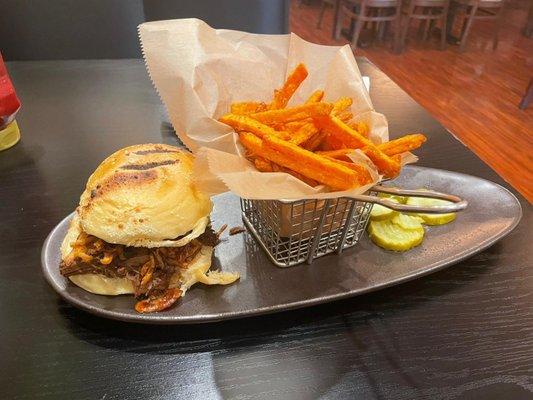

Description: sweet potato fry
[316,115,400,177]
[283,119,309,133]
[322,156,373,185]
[337,111,353,123]
[362,145,401,178]
[302,131,326,151]
[239,131,265,153]
[332,97,353,115]
[269,63,308,109]
[259,133,369,190]
[316,148,354,162]
[254,157,274,172]
[219,114,290,140]
[231,102,267,115]
[250,151,317,186]
[252,102,333,125]
[270,162,318,187]
[289,121,319,145]
[320,133,346,151]
[377,134,427,156]
[347,121,370,138]
[305,90,325,104]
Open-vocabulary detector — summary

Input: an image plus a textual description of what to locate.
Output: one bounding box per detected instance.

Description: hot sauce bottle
[0,52,21,151]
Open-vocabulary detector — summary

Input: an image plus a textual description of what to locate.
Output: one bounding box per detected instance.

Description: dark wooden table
[1,59,531,400]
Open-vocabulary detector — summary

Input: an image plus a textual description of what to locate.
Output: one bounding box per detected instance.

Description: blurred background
[0,0,531,200]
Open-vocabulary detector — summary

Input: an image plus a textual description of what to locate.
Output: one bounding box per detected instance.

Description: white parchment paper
[139,18,395,200]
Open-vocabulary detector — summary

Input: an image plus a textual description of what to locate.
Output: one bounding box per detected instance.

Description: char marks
[134,149,180,155]
[82,170,158,207]
[121,160,178,171]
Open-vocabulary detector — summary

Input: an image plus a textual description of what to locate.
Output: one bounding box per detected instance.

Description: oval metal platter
[42,166,522,324]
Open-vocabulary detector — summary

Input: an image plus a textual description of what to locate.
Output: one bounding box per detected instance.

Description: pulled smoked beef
[60,228,215,311]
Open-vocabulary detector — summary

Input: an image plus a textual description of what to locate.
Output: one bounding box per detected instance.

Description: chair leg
[401,3,415,49]
[446,2,457,39]
[440,8,448,50]
[335,1,344,40]
[393,5,403,53]
[493,5,504,50]
[350,18,365,51]
[459,4,477,52]
[378,10,387,42]
[519,78,533,110]
[317,1,327,29]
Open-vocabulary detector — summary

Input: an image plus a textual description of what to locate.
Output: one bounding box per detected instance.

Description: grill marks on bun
[120,160,178,171]
[87,170,158,202]
[134,148,180,155]
[76,143,213,247]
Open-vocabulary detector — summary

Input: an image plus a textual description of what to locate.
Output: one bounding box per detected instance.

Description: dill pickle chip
[391,213,425,230]
[406,196,457,225]
[377,190,407,204]
[369,199,398,221]
[367,219,424,251]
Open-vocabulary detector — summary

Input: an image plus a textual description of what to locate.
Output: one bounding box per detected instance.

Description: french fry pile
[219,63,427,191]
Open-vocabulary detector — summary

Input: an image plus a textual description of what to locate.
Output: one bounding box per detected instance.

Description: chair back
[345,0,401,7]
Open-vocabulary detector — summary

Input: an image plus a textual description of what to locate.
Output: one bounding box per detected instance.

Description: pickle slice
[369,198,398,221]
[367,219,424,251]
[378,190,407,204]
[391,213,424,230]
[406,196,457,225]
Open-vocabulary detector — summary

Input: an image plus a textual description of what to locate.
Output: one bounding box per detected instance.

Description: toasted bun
[61,214,239,296]
[77,144,212,247]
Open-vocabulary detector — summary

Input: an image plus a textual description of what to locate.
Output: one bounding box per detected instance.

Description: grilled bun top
[77,144,212,247]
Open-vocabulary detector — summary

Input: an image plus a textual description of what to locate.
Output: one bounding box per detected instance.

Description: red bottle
[0,52,21,150]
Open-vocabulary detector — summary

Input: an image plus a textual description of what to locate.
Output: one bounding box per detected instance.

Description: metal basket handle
[347,186,468,214]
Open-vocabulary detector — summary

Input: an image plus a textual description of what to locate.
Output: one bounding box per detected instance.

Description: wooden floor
[290,0,533,201]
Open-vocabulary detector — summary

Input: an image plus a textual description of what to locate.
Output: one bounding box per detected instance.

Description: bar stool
[336,0,403,52]
[317,0,337,28]
[400,0,450,51]
[447,0,506,51]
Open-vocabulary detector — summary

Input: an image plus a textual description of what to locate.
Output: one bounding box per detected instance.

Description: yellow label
[0,120,21,151]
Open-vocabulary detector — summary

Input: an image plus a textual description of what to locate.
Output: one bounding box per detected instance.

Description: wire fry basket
[241,192,376,267]
[240,186,468,267]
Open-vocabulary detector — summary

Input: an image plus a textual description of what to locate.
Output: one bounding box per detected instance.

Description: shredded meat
[60,227,217,312]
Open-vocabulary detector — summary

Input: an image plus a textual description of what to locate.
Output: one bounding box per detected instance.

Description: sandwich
[59,143,239,313]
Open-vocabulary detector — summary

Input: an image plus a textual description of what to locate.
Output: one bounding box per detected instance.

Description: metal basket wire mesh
[241,191,376,267]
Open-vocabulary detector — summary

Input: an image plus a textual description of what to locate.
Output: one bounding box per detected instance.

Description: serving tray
[42,166,522,324]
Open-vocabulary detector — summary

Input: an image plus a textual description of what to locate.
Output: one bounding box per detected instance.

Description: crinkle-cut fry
[231,101,267,115]
[322,156,373,185]
[251,102,333,125]
[337,111,353,123]
[316,115,400,177]
[303,130,326,151]
[269,63,308,110]
[289,121,319,145]
[305,90,325,104]
[377,134,427,156]
[259,133,367,190]
[332,97,353,115]
[219,114,290,140]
